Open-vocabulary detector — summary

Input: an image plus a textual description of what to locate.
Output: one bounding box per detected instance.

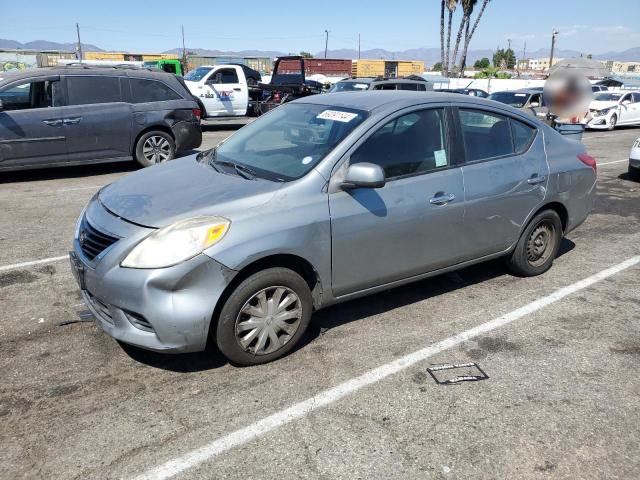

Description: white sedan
[630,137,640,180]
[585,91,640,130]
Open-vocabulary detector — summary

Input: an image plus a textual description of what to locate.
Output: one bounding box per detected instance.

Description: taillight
[273,92,281,103]
[578,153,597,174]
[192,108,201,121]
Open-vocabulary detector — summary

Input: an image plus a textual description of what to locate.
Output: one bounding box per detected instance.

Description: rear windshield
[329,82,370,92]
[184,67,212,81]
[593,92,622,101]
[213,103,368,181]
[487,91,530,108]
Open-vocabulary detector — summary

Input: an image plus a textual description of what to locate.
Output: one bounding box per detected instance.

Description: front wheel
[629,165,640,181]
[607,114,617,131]
[215,268,313,365]
[505,210,563,277]
[135,131,176,167]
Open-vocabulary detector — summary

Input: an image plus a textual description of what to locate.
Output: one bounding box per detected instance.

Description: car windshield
[184,67,212,81]
[213,103,368,181]
[487,91,530,108]
[143,61,158,69]
[593,92,622,101]
[328,82,370,92]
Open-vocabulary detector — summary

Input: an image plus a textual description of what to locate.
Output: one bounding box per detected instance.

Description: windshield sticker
[354,84,369,90]
[317,110,359,122]
[515,93,527,97]
[434,149,448,167]
[302,156,313,165]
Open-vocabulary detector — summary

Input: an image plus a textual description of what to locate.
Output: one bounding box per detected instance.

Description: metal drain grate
[427,362,489,385]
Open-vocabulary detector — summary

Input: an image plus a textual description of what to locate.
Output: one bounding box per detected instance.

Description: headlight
[594,107,614,117]
[121,216,230,269]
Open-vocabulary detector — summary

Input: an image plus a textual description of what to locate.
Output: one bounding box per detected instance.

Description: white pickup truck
[183,64,263,118]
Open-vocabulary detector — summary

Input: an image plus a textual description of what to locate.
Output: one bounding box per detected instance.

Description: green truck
[143,59,184,76]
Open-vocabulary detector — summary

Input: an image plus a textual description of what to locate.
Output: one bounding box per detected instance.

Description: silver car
[70,91,597,365]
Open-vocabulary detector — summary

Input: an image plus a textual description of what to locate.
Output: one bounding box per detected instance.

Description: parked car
[591,84,608,93]
[629,137,640,180]
[487,89,548,119]
[328,77,433,92]
[584,91,640,130]
[437,88,489,98]
[70,91,597,365]
[0,66,202,171]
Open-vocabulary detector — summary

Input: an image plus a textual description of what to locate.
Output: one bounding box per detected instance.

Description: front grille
[79,217,118,260]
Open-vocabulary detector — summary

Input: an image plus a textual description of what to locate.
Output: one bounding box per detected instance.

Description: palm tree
[444,0,458,76]
[458,0,490,76]
[440,0,446,76]
[452,0,477,76]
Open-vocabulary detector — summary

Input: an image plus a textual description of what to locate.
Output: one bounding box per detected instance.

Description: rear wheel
[607,114,617,131]
[215,268,313,365]
[135,131,175,167]
[505,210,563,277]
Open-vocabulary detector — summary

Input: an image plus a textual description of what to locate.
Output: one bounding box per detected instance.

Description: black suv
[0,65,202,171]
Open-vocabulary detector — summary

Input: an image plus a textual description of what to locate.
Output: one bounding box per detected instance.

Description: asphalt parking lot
[1,124,639,479]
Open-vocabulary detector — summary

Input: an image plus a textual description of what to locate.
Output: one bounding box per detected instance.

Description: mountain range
[3,39,640,64]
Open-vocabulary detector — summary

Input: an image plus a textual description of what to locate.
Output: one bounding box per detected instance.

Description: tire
[505,210,563,277]
[629,165,640,181]
[607,114,617,131]
[134,130,176,167]
[215,268,313,366]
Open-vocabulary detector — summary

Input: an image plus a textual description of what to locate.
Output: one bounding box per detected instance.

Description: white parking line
[133,255,640,480]
[54,185,103,193]
[0,255,68,273]
[598,159,628,166]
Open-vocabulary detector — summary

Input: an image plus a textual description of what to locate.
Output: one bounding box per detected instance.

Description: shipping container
[84,51,125,61]
[278,58,352,76]
[352,59,425,78]
[37,52,76,67]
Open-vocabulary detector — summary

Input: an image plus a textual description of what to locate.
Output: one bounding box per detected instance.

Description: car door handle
[42,119,63,127]
[527,174,546,185]
[233,88,242,91]
[429,193,456,205]
[63,117,82,125]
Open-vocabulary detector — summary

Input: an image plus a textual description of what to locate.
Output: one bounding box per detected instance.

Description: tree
[299,51,313,58]
[451,0,477,76]
[444,0,458,76]
[433,62,443,72]
[473,57,490,69]
[458,0,490,76]
[440,1,446,76]
[492,48,516,69]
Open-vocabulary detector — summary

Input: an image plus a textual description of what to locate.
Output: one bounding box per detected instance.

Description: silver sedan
[70,91,597,365]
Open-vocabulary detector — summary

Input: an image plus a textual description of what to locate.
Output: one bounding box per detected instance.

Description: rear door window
[459,109,514,161]
[130,78,182,103]
[398,83,418,91]
[66,76,122,105]
[511,119,537,153]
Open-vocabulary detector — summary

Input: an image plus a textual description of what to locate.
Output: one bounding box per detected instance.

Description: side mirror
[622,100,631,106]
[342,162,386,189]
[530,102,540,108]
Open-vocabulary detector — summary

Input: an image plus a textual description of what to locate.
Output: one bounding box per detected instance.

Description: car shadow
[118,341,228,372]
[119,240,578,372]
[0,161,138,184]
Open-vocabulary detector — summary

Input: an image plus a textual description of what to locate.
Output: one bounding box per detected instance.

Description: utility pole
[358,33,361,60]
[76,23,83,61]
[181,24,187,67]
[324,30,329,59]
[549,29,559,71]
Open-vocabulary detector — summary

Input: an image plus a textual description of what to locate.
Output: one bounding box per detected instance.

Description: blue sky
[2,0,639,54]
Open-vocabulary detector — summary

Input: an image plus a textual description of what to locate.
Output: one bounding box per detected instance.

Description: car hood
[98,155,283,228]
[590,100,618,110]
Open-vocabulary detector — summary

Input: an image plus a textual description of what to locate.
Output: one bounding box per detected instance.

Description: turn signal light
[192,108,202,121]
